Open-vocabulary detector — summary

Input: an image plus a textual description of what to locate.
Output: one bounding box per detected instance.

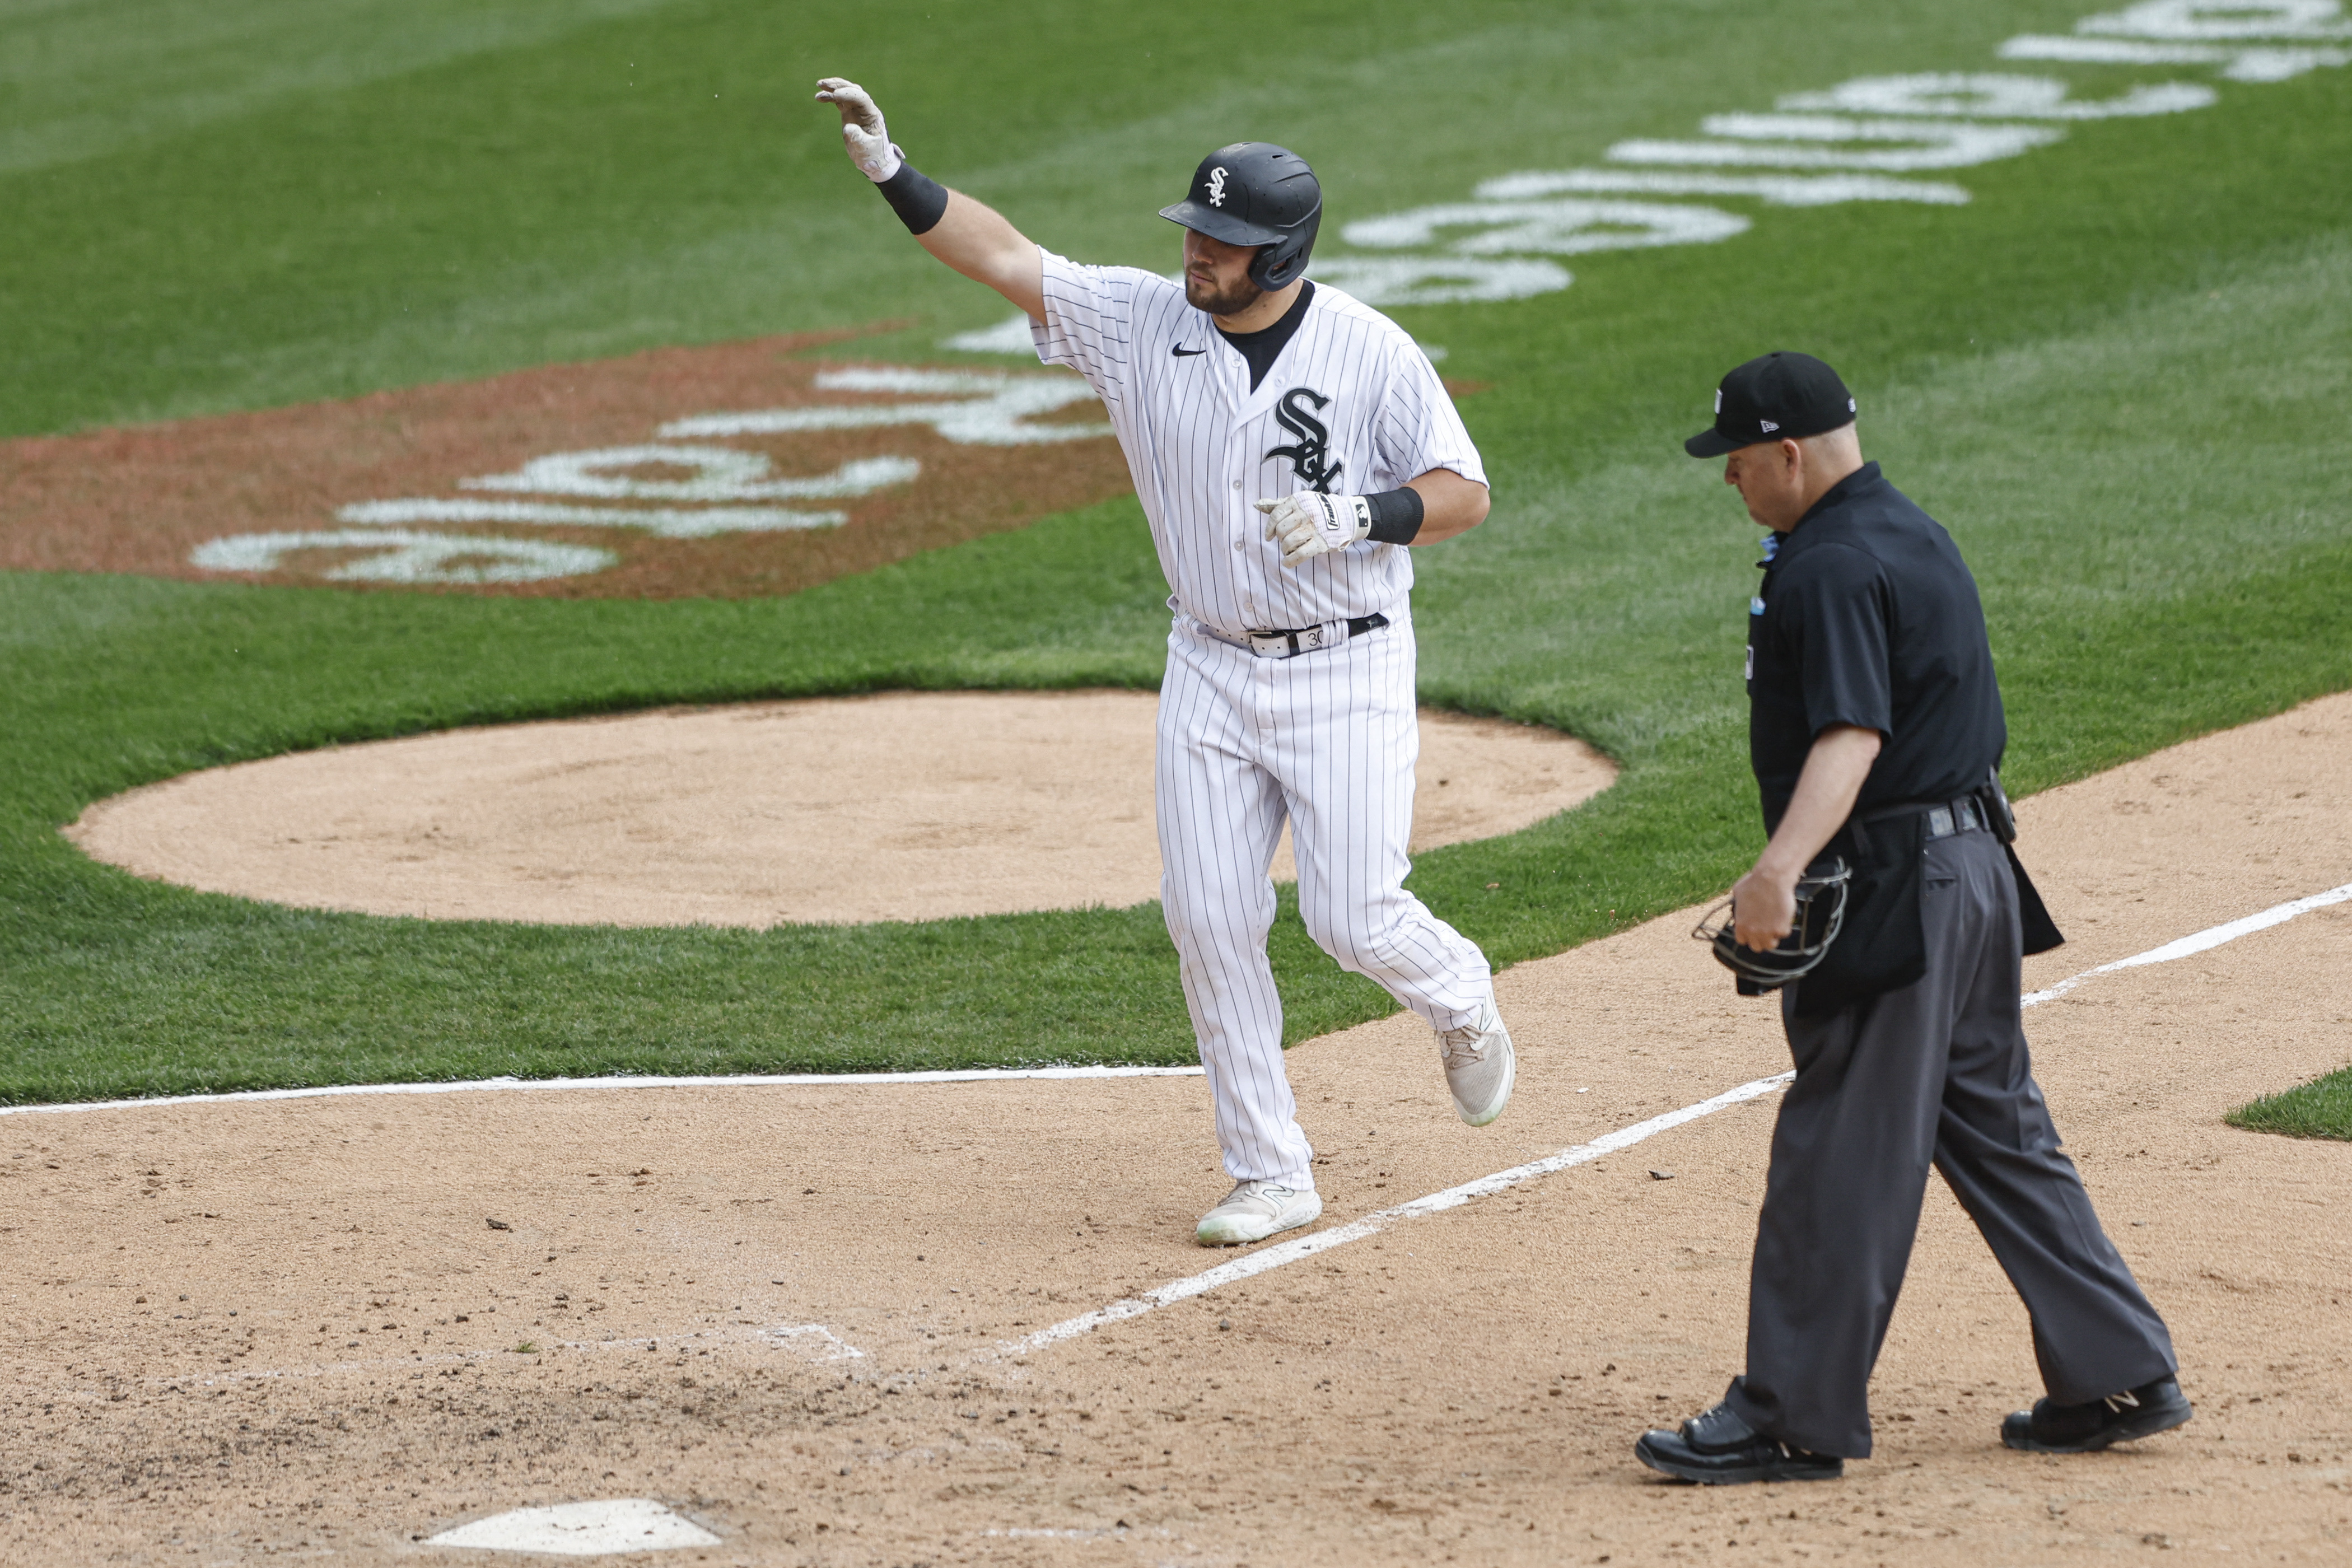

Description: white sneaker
[1436,1004,1516,1127]
[1194,1180,1323,1247]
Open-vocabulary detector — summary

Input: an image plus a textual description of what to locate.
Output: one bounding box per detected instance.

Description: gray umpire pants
[1724,826,2176,1459]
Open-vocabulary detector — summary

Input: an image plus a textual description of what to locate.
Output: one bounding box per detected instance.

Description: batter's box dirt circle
[0,327,1135,600]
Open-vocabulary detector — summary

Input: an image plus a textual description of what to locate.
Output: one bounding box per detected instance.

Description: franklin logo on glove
[1254,480,1430,564]
[1255,492,1369,564]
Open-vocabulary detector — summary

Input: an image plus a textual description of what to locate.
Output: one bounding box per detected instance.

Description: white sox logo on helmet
[1207,167,1229,207]
[1266,387,1343,494]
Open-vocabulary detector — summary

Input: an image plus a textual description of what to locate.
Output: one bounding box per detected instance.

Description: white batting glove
[1256,492,1371,566]
[814,77,902,182]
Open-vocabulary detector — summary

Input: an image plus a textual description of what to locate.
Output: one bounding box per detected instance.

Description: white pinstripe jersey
[1030,251,1486,639]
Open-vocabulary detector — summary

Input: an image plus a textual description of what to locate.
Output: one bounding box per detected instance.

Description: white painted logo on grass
[333,498,848,538]
[918,0,2346,359]
[460,446,918,503]
[1299,256,1571,307]
[425,1499,719,1556]
[661,367,1109,445]
[1341,198,1749,256]
[189,530,614,585]
[1471,169,1974,206]
[1777,72,2216,118]
[1611,115,2066,173]
[186,366,1107,582]
[1999,33,2351,77]
[2080,1,2351,41]
[2004,0,2352,78]
[941,314,1046,353]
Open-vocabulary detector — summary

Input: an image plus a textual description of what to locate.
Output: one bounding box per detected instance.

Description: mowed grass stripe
[0,0,687,179]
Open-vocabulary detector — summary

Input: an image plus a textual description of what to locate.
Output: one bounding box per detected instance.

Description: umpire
[1636,352,2191,1485]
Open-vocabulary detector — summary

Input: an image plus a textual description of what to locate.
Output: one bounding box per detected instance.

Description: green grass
[2229,1070,2352,1142]
[2,0,2349,1102]
[0,0,688,179]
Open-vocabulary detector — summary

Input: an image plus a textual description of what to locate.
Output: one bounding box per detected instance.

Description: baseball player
[1637,352,2187,1484]
[814,79,1515,1247]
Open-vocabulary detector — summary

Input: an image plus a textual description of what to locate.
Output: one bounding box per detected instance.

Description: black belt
[1834,799,1985,860]
[1239,612,1389,659]
[1852,792,1989,843]
[1922,796,1988,839]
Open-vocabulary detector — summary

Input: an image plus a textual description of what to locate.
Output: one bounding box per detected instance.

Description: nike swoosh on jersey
[1171,344,1207,357]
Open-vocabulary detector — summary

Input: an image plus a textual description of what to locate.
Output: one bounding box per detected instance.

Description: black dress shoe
[2001,1375,2192,1453]
[1635,1401,1844,1485]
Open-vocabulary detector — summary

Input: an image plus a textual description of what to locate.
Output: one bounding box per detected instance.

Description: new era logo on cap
[1685,352,1856,458]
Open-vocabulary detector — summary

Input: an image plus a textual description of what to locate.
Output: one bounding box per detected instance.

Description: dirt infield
[61,692,1616,926]
[4,695,2350,1566]
[0,331,1134,599]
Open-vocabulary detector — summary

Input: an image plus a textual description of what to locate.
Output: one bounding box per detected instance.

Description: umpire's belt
[1858,791,1987,841]
[1230,612,1389,659]
[1921,795,1987,840]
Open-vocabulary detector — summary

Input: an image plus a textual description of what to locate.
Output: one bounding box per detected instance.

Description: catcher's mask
[1692,858,1852,991]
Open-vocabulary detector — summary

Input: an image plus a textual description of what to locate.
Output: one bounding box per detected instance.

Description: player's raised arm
[814,78,1045,321]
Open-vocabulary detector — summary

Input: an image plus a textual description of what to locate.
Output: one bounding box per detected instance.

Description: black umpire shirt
[1747,461,2006,833]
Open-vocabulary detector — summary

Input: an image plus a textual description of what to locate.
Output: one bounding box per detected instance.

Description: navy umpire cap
[1686,352,1858,457]
[1160,143,1322,291]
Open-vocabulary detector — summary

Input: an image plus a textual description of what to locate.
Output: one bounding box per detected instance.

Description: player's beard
[1184,269,1263,319]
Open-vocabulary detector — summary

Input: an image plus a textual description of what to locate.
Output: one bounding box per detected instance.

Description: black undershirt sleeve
[875,161,950,235]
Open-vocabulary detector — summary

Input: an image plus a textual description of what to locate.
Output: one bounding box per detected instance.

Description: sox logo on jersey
[1266,388,1343,494]
[1029,252,1494,1189]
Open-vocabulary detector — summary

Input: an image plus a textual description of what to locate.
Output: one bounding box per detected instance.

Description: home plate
[425,1499,721,1555]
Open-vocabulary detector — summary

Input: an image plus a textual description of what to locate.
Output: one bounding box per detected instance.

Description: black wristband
[876,161,949,236]
[1364,487,1425,545]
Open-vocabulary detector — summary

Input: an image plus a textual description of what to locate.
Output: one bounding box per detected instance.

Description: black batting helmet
[1159,143,1322,291]
[1692,859,1852,991]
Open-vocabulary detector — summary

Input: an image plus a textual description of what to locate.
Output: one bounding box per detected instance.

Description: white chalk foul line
[0,1064,1204,1119]
[993,1071,1791,1360]
[2020,880,2352,1006]
[993,875,2352,1361]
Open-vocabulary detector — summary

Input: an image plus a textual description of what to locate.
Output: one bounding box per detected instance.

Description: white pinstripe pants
[1157,613,1493,1188]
